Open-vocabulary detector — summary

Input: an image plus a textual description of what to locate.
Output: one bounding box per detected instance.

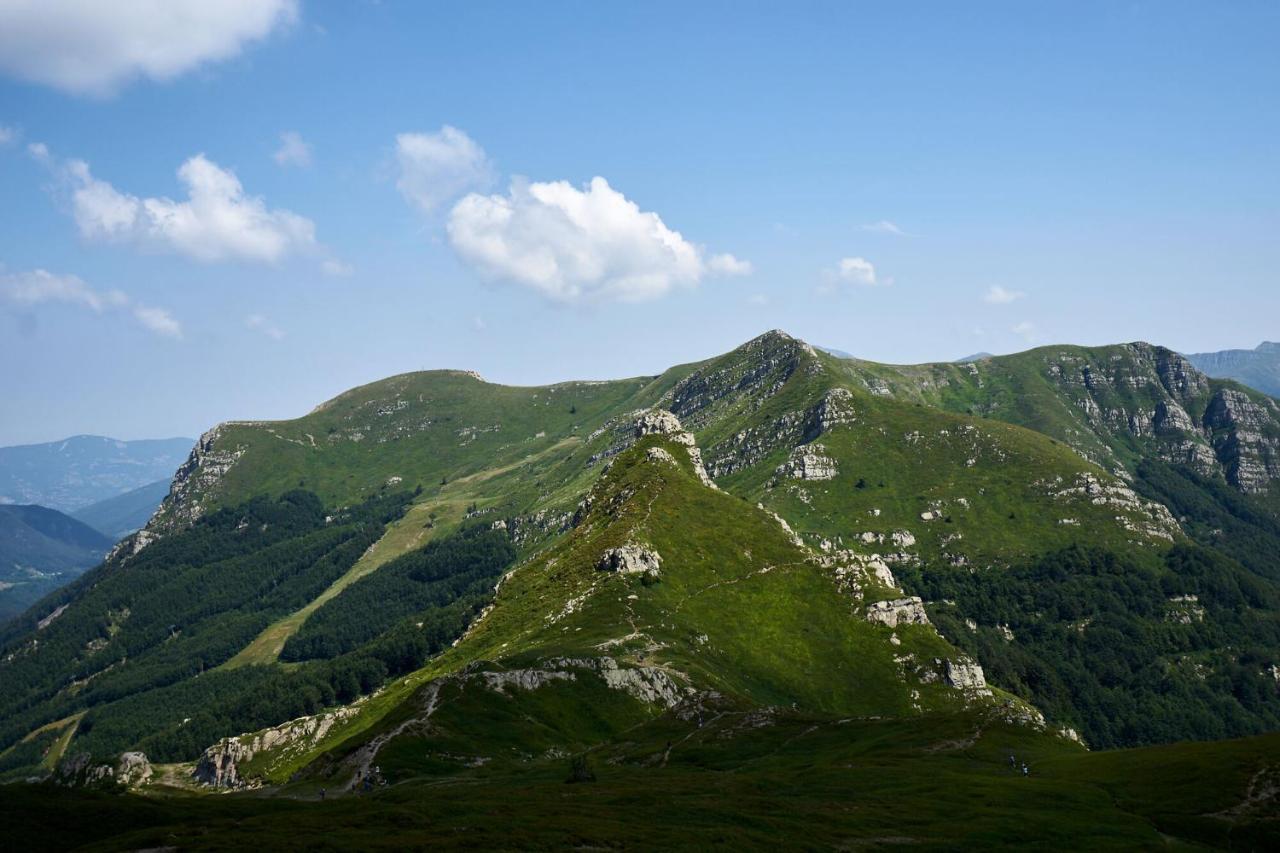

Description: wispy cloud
[134,305,183,339]
[395,126,494,215]
[858,220,906,236]
[0,266,181,339]
[273,131,311,168]
[984,285,1025,304]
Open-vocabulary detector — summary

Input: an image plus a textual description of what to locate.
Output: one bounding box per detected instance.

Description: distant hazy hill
[0,435,192,512]
[1185,341,1280,397]
[72,479,170,540]
[0,505,112,623]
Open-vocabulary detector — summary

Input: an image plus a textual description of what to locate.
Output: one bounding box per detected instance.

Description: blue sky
[1,0,1277,445]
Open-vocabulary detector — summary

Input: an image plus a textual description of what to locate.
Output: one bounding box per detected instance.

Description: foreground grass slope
[4,716,1277,851]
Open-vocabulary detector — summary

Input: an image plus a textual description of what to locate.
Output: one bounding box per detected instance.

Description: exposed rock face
[816,550,898,596]
[147,425,249,536]
[865,597,931,628]
[1203,388,1280,493]
[482,668,576,693]
[194,705,361,788]
[547,657,692,708]
[943,658,987,690]
[636,409,686,438]
[775,443,838,481]
[57,751,152,788]
[116,751,152,786]
[597,544,662,576]
[1043,472,1178,541]
[1029,343,1280,493]
[645,446,677,466]
[633,409,718,488]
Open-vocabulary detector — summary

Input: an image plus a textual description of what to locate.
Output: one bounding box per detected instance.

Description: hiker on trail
[1022,764,1029,777]
[319,787,326,801]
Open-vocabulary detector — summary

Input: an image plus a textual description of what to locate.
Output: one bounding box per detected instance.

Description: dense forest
[0,490,418,768]
[902,541,1280,748]
[281,524,514,662]
[0,481,520,771]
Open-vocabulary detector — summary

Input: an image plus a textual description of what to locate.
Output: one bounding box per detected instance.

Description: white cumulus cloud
[447,176,748,303]
[708,253,753,276]
[1012,320,1037,342]
[984,285,1024,304]
[0,0,297,97]
[47,150,319,264]
[836,257,879,286]
[396,126,493,215]
[0,265,180,338]
[0,125,15,145]
[273,131,311,168]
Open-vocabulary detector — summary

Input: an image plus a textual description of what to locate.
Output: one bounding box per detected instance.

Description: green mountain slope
[0,505,113,624]
[824,341,1280,494]
[1187,341,1280,398]
[2,332,1280,849]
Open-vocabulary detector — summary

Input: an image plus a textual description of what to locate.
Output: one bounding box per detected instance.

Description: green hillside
[2,332,1280,848]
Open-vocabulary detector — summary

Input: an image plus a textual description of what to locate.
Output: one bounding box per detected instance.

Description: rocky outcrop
[943,658,987,690]
[633,409,718,488]
[1034,344,1280,494]
[1043,472,1178,541]
[774,443,838,481]
[481,668,576,693]
[146,425,249,537]
[597,544,662,576]
[545,657,692,708]
[57,751,152,788]
[1203,388,1280,493]
[865,597,931,628]
[194,705,361,788]
[116,751,153,786]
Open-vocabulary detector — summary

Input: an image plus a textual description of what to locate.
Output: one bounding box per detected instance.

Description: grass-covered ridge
[3,331,1280,848]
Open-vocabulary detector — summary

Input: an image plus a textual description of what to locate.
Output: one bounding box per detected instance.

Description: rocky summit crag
[2,331,1280,850]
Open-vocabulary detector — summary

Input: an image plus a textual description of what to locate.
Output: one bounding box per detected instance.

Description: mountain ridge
[3,330,1280,849]
[1187,340,1280,398]
[0,435,193,513]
